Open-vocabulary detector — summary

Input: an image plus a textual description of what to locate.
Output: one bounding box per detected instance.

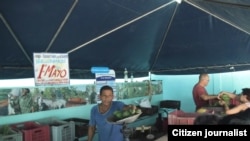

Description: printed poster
[33,53,70,86]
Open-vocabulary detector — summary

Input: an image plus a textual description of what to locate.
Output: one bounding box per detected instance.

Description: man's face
[203,76,210,86]
[240,94,247,103]
[100,89,113,105]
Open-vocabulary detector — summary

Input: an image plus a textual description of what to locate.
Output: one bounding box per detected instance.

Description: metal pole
[67,0,177,54]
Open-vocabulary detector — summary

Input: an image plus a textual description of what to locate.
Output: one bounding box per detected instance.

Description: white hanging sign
[33,53,70,86]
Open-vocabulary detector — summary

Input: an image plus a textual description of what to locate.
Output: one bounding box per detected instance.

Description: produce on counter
[196,108,207,113]
[220,94,231,105]
[112,106,142,121]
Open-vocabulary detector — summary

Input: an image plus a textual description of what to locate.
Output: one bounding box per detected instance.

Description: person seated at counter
[218,88,250,115]
[218,108,250,125]
[193,113,221,125]
[192,73,223,111]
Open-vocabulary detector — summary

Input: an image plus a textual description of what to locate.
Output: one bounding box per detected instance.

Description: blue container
[91,67,109,73]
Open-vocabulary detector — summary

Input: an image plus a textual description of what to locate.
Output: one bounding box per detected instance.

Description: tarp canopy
[1,0,250,79]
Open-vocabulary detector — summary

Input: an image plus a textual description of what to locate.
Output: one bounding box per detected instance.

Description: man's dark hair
[199,73,208,80]
[242,88,250,101]
[194,114,221,125]
[100,85,113,95]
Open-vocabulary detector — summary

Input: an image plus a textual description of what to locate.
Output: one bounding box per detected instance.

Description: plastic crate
[11,121,50,141]
[37,118,75,141]
[0,125,22,141]
[168,110,199,125]
[64,118,89,138]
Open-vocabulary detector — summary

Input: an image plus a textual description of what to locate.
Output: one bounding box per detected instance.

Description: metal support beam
[45,0,79,52]
[0,13,33,65]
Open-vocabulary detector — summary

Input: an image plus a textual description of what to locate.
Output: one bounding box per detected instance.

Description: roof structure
[1,0,250,79]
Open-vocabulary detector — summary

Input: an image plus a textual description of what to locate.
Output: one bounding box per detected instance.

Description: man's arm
[218,91,237,99]
[87,125,96,141]
[220,101,248,115]
[123,104,136,111]
[200,94,218,101]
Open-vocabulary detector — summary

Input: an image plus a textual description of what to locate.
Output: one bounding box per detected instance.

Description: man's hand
[217,91,226,100]
[218,100,226,106]
[124,104,136,111]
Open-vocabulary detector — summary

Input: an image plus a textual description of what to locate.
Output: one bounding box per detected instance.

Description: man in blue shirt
[88,85,129,141]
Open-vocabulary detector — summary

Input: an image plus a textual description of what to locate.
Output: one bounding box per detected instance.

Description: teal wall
[0,94,162,125]
[151,70,250,112]
[1,70,250,125]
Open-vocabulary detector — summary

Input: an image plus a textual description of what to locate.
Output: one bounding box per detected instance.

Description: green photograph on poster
[0,80,162,116]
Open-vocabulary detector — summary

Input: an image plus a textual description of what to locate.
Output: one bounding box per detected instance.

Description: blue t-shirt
[89,101,125,141]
